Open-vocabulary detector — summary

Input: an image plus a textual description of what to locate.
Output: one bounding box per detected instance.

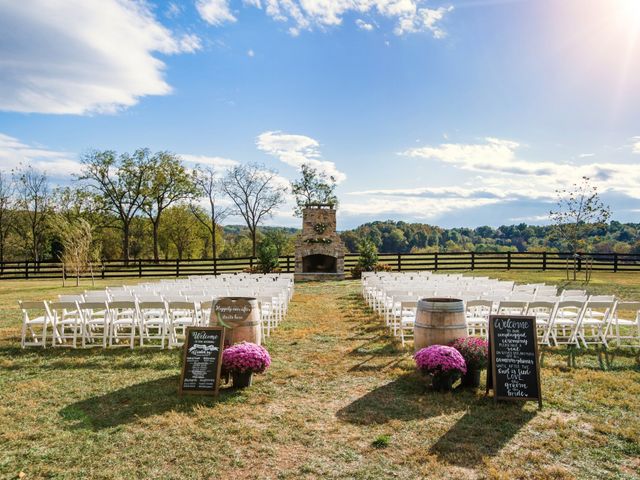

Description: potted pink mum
[450,337,488,388]
[222,342,271,388]
[414,345,467,391]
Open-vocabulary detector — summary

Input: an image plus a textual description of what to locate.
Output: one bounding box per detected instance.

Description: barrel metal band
[414,324,467,330]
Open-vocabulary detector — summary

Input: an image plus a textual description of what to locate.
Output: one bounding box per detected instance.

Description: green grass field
[1,272,639,479]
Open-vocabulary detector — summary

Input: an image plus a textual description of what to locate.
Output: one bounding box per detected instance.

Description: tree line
[0,152,337,265]
[1,158,636,265]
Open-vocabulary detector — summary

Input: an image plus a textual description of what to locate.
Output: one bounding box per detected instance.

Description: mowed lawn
[1,273,639,479]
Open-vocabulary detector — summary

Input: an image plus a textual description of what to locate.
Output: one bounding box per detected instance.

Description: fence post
[577,256,582,272]
[471,251,475,270]
[542,251,547,271]
[213,256,218,276]
[249,257,254,272]
[25,261,29,279]
[101,262,105,279]
[507,252,512,270]
[397,253,402,272]
[176,259,180,277]
[613,253,618,273]
[434,252,438,271]
[286,256,291,273]
[138,259,142,278]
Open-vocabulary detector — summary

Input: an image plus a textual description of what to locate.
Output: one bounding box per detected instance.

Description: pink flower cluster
[449,336,488,369]
[414,345,467,375]
[223,342,271,374]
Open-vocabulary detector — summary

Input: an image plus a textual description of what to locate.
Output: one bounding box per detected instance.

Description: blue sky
[1,0,639,229]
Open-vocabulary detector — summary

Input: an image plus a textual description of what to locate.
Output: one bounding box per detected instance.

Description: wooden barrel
[414,298,467,351]
[209,297,261,346]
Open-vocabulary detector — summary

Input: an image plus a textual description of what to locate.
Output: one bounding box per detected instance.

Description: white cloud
[0,133,81,178]
[579,153,595,158]
[341,196,500,220]
[356,19,374,31]
[256,131,347,182]
[247,49,256,57]
[196,0,237,25]
[632,136,640,154]
[202,0,453,36]
[0,0,201,115]
[180,154,240,170]
[400,137,640,201]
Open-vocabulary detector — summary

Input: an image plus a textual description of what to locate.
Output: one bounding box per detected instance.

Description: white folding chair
[525,301,556,346]
[138,301,168,348]
[496,300,528,316]
[466,300,492,337]
[107,301,137,348]
[398,300,417,347]
[167,301,198,348]
[49,301,83,348]
[549,300,586,347]
[19,301,53,348]
[579,300,614,348]
[609,301,640,348]
[78,301,110,348]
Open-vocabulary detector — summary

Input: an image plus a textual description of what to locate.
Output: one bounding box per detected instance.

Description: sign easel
[486,315,542,409]
[179,326,225,396]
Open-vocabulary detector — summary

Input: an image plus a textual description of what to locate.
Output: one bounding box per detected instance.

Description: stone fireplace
[295,204,345,281]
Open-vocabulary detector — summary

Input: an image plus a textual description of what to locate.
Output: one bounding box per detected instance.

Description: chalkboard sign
[179,326,225,396]
[486,315,542,408]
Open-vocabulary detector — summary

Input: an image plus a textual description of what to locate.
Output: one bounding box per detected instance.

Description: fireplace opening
[302,254,337,273]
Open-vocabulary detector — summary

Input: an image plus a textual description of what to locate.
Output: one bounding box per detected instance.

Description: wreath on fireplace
[304,237,333,244]
[313,222,328,234]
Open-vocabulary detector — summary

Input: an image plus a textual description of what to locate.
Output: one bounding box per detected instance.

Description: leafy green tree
[159,205,202,260]
[79,149,154,262]
[290,163,338,216]
[141,152,196,262]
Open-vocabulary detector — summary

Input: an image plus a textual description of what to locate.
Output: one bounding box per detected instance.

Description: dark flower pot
[461,367,481,388]
[232,370,253,388]
[431,373,459,392]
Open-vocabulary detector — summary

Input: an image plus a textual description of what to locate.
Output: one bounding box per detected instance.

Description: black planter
[461,367,481,388]
[431,373,458,392]
[232,370,253,388]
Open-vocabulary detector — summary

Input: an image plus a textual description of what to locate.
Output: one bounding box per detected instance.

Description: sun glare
[615,0,640,30]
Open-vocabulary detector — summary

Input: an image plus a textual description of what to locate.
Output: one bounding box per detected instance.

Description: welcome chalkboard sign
[486,315,542,408]
[179,326,225,396]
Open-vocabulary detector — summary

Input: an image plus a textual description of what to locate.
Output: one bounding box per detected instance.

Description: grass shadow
[0,345,176,371]
[336,373,465,425]
[430,400,537,467]
[59,375,242,430]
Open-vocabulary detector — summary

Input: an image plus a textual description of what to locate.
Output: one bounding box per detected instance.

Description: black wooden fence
[0,252,638,280]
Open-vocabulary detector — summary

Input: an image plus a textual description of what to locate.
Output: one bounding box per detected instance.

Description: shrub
[372,434,391,449]
[357,239,378,271]
[450,337,488,370]
[256,239,280,273]
[414,345,467,376]
[222,342,271,374]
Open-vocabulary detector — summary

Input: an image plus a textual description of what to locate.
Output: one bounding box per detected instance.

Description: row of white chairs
[20,273,293,349]
[362,272,640,349]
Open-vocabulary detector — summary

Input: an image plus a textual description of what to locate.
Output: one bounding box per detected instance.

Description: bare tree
[141,152,196,262]
[13,165,52,262]
[57,218,97,286]
[79,149,153,263]
[550,176,611,279]
[0,172,14,264]
[190,165,231,259]
[222,164,286,257]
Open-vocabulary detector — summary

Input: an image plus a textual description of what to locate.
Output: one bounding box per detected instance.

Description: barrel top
[418,297,464,313]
